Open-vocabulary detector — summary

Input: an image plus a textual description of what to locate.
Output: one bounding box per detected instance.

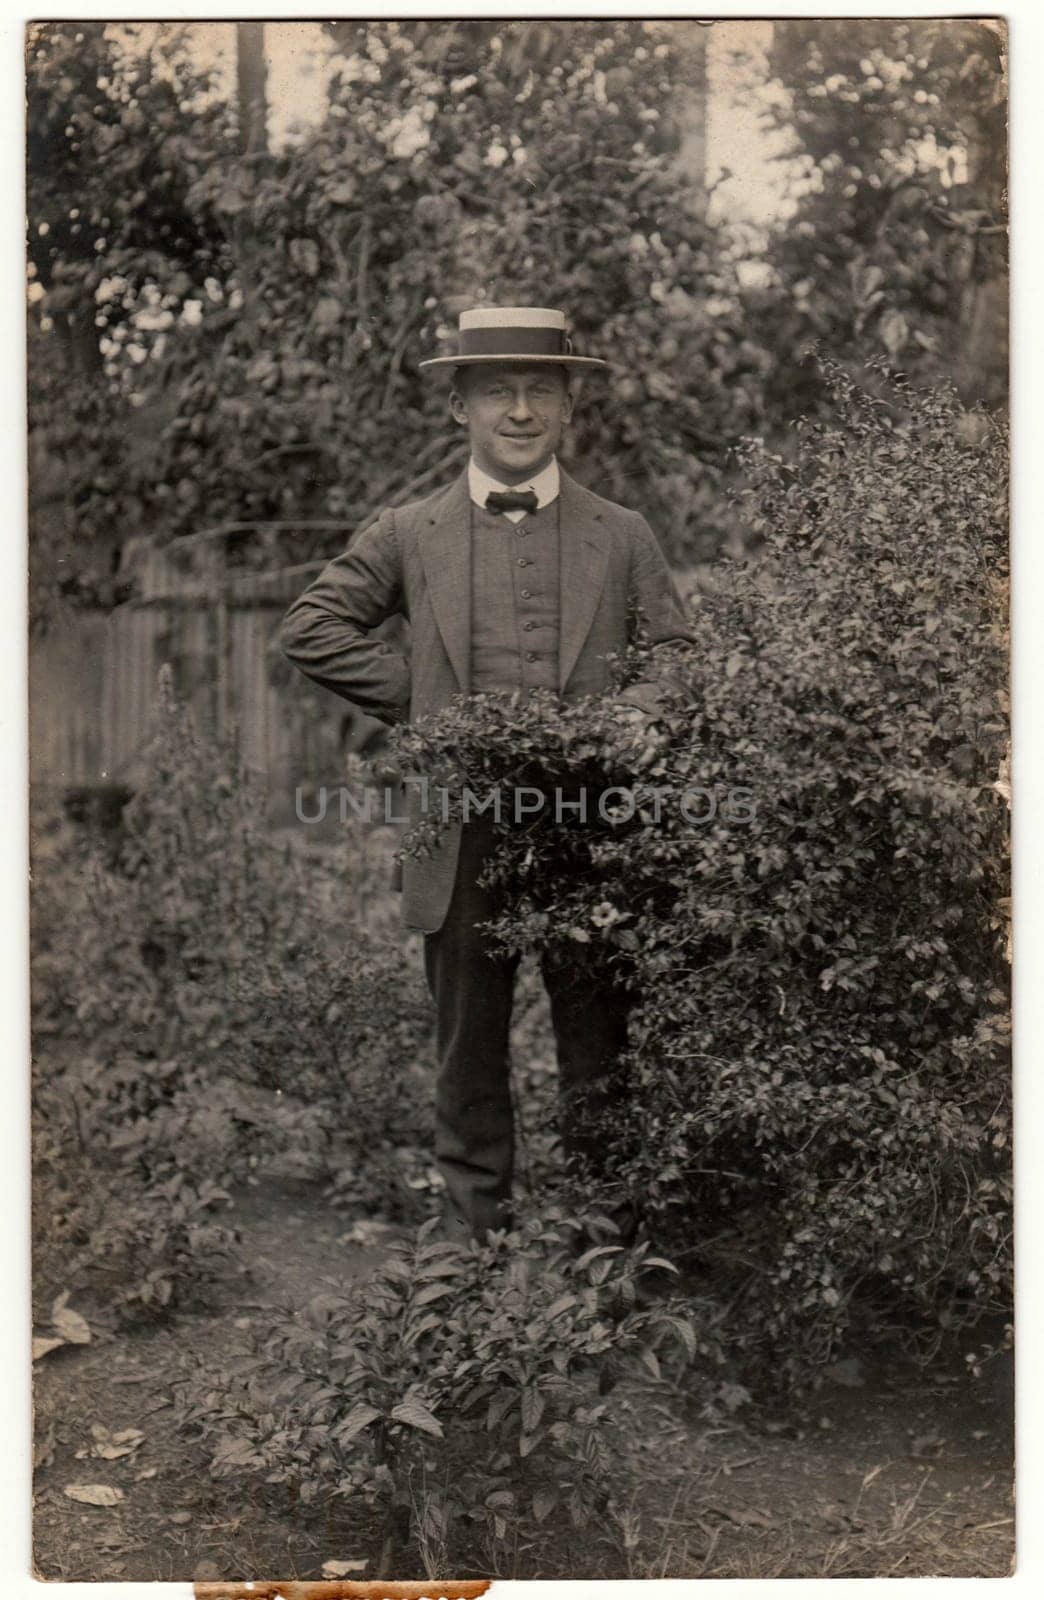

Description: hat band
[457,326,568,358]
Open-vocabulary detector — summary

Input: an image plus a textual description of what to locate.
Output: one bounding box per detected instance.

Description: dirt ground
[32,1176,1014,1584]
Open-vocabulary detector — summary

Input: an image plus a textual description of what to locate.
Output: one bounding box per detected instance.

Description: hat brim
[418,353,608,372]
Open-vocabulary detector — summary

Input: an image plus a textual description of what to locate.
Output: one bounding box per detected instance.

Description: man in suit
[281,306,693,1238]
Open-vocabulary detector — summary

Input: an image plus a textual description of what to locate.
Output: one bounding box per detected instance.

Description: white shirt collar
[468,456,560,521]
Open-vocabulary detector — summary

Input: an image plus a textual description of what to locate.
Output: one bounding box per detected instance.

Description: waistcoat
[469,499,561,693]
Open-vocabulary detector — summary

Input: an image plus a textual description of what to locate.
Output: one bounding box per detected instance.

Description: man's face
[450,362,573,484]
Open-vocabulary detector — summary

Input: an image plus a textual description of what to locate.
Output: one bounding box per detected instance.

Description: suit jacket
[280,466,694,932]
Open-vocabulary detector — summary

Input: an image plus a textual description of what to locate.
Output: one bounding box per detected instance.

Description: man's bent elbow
[279,601,314,670]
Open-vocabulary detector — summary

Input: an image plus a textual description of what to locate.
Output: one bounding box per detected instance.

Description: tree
[28,19,765,628]
[26,22,236,621]
[750,18,1006,413]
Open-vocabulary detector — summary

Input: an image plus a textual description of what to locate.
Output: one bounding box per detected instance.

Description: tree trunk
[235,21,268,340]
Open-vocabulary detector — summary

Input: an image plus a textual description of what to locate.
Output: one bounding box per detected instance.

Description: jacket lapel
[557,469,609,691]
[419,472,472,692]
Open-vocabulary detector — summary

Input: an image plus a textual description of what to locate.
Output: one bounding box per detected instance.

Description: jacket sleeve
[622,513,697,714]
[280,508,411,726]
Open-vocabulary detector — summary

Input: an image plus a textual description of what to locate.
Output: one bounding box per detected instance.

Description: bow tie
[486,488,538,515]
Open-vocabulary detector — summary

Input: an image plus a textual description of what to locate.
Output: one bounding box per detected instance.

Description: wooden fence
[29,524,391,822]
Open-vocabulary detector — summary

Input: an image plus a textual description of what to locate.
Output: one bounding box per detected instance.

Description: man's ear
[561,384,575,424]
[449,387,469,426]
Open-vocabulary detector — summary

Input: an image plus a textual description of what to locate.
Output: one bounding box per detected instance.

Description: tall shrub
[397,363,1010,1387]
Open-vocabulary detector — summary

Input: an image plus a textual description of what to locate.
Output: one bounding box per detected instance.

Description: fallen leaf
[96,1431,145,1461]
[322,1559,368,1577]
[63,1484,124,1507]
[170,1510,192,1525]
[136,1466,159,1481]
[32,1336,65,1362]
[53,1303,91,1345]
[81,1424,145,1461]
[717,1505,778,1529]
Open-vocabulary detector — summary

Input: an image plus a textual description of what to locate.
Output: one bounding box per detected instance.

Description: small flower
[486,142,509,168]
[591,901,622,929]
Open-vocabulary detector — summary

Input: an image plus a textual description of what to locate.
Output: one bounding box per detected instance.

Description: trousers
[422,820,632,1236]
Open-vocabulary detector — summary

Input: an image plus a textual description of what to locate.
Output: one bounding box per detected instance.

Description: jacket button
[517,558,529,567]
[526,651,538,662]
[520,588,532,598]
[523,621,535,631]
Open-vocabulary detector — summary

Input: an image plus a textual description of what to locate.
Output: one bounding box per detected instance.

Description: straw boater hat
[418,306,608,372]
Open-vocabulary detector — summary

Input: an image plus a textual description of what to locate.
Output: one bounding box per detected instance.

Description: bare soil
[32,1177,1014,1583]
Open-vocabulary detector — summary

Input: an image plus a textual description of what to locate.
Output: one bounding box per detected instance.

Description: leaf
[413,1281,457,1308]
[415,1258,465,1281]
[33,1337,64,1362]
[95,1429,145,1461]
[403,1312,443,1348]
[63,1484,124,1507]
[52,1300,91,1344]
[721,1504,777,1529]
[487,1390,516,1430]
[533,1488,557,1523]
[322,1559,368,1577]
[521,1388,545,1435]
[333,1402,381,1444]
[390,1397,443,1438]
[725,650,744,679]
[640,1348,662,1381]
[574,1243,623,1273]
[544,1293,578,1323]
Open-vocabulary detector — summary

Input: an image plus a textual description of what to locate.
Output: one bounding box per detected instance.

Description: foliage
[753,18,1007,413]
[32,673,436,1317]
[178,1212,702,1575]
[27,18,766,629]
[397,364,1010,1389]
[27,22,236,621]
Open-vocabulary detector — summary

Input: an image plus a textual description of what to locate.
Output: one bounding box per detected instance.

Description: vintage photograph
[26,15,1011,1583]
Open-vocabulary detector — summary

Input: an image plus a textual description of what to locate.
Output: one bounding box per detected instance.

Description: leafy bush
[32,674,437,1316]
[396,364,1010,1389]
[178,1212,701,1576]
